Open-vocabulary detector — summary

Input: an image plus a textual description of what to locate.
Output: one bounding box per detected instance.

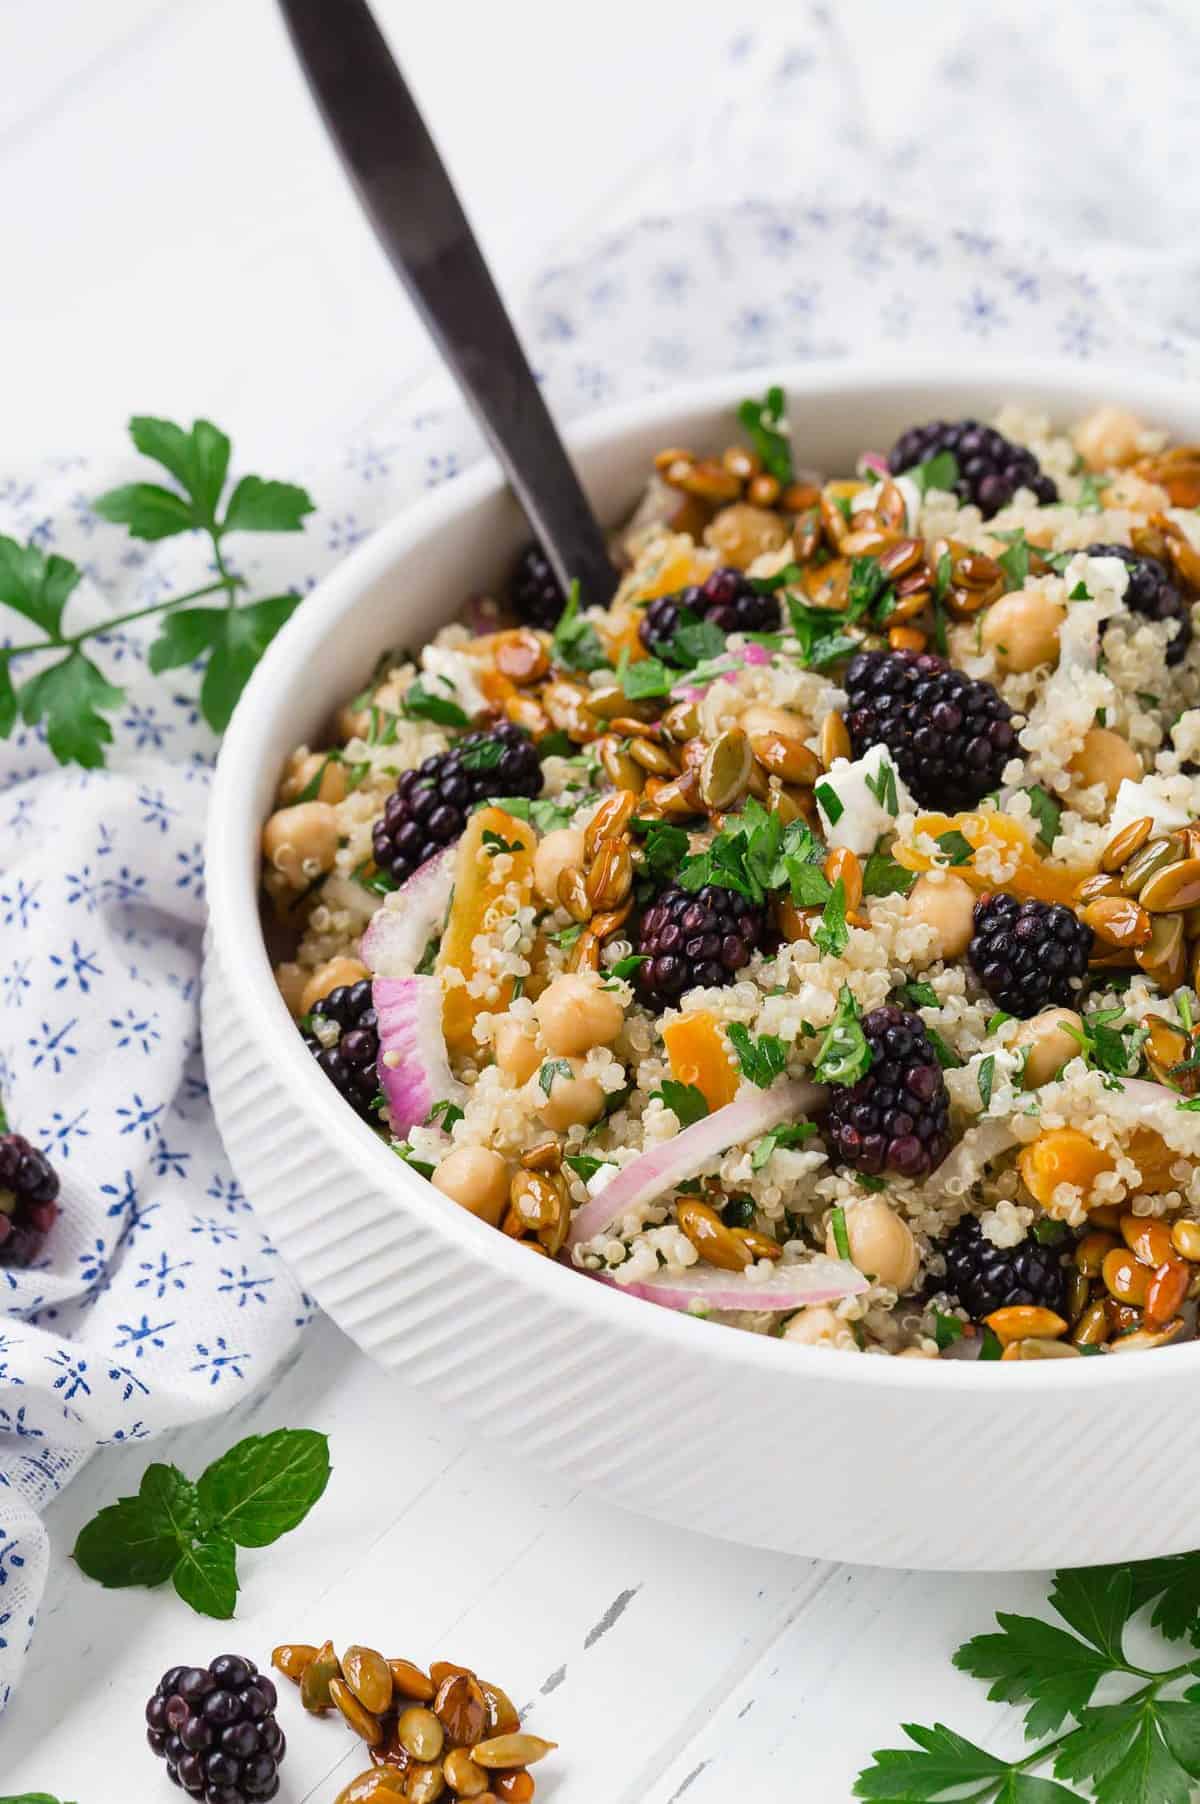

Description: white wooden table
[0,4,1053,1798]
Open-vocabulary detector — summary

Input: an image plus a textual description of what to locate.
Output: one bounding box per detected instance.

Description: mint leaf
[736,384,793,485]
[92,481,197,541]
[72,1462,198,1588]
[650,1080,709,1126]
[20,650,123,768]
[196,1428,331,1548]
[173,1532,239,1620]
[0,536,83,636]
[222,476,314,535]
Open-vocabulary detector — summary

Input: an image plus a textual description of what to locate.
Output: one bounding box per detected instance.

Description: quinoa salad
[261,391,1200,1362]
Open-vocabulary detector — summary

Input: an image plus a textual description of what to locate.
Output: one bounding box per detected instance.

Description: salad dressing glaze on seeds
[259,390,1200,1361]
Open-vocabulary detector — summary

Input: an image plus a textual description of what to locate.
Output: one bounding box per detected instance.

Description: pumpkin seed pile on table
[261,389,1200,1360]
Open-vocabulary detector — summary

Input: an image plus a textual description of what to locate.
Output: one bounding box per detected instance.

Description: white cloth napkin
[2,0,1199,1712]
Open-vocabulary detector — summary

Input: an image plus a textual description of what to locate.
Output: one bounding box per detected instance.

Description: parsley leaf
[814,986,872,1086]
[998,531,1034,592]
[649,1080,709,1126]
[19,650,123,768]
[608,954,646,980]
[862,850,917,898]
[461,738,508,771]
[751,1121,816,1169]
[726,1024,788,1089]
[401,679,470,727]
[1026,785,1062,852]
[0,534,82,636]
[978,1053,996,1111]
[148,593,303,732]
[813,876,849,957]
[926,1026,962,1070]
[538,1058,574,1097]
[565,1153,612,1183]
[909,450,960,497]
[617,648,673,699]
[736,384,793,484]
[936,828,975,866]
[933,1310,965,1351]
[551,579,609,673]
[679,797,784,906]
[632,817,691,882]
[95,416,313,540]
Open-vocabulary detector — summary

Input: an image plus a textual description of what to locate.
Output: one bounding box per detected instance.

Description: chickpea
[262,801,340,888]
[981,586,1067,673]
[1069,726,1141,800]
[533,827,585,907]
[432,1146,509,1226]
[494,1016,543,1085]
[907,873,976,962]
[825,1195,919,1291]
[274,960,308,1017]
[534,973,624,1058]
[782,1305,846,1347]
[898,1345,938,1359]
[279,749,347,807]
[1014,1007,1082,1088]
[1072,404,1147,472]
[300,956,369,1015]
[535,1059,606,1132]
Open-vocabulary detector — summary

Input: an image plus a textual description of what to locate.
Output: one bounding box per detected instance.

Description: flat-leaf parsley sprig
[0,414,315,765]
[855,1553,1200,1803]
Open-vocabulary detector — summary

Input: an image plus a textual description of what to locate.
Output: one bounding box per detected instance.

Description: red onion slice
[592,1254,866,1315]
[374,974,465,1138]
[361,848,456,977]
[566,1078,824,1248]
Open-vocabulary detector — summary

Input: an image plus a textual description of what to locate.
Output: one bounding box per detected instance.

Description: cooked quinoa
[261,393,1200,1361]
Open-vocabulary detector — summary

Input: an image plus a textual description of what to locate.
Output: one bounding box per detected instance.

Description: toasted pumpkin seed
[343,1645,393,1716]
[982,1304,1068,1344]
[1101,814,1154,871]
[676,1198,751,1271]
[272,1643,318,1684]
[1001,1337,1082,1360]
[556,866,592,924]
[1102,1247,1150,1306]
[1108,1318,1185,1352]
[629,737,679,777]
[1138,855,1200,913]
[1119,835,1182,895]
[389,1659,436,1703]
[1072,1298,1109,1346]
[443,1749,490,1797]
[329,1676,385,1746]
[300,1640,341,1713]
[1171,1219,1200,1262]
[819,712,851,769]
[1079,895,1152,949]
[700,728,753,811]
[471,1734,558,1769]
[397,1706,446,1762]
[597,735,645,793]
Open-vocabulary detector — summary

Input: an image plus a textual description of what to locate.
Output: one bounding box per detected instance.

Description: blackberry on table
[1085,542,1193,666]
[146,1655,285,1803]
[303,980,380,1123]
[844,649,1018,811]
[0,1132,60,1268]
[824,1006,951,1179]
[888,418,1058,518]
[510,542,565,631]
[968,894,1093,1019]
[372,721,542,886]
[638,566,780,660]
[636,883,767,1011]
[939,1215,1068,1321]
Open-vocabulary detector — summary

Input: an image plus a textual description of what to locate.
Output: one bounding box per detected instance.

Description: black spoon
[276,0,618,605]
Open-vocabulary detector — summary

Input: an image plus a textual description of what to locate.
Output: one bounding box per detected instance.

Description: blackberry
[888,418,1058,518]
[844,650,1018,810]
[967,894,1093,1019]
[303,980,380,1122]
[1086,542,1193,666]
[373,721,542,885]
[510,542,564,631]
[824,1006,951,1179]
[940,1215,1067,1321]
[638,566,780,660]
[0,1132,60,1268]
[635,883,767,1010]
[146,1655,285,1803]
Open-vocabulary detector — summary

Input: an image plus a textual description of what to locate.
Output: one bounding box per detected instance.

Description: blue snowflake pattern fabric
[3,15,1200,1696]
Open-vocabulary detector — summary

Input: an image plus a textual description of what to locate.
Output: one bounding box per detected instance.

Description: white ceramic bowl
[204,359,1200,1571]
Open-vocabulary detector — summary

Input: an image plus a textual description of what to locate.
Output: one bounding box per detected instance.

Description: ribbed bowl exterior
[205,362,1200,1571]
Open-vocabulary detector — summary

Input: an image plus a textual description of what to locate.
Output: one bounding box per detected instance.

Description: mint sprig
[855,1555,1200,1804]
[73,1427,330,1619]
[0,414,314,764]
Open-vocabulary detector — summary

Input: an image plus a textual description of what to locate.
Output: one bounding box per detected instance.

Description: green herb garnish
[814,986,872,1086]
[426,1100,464,1131]
[551,579,609,673]
[649,1080,710,1127]
[863,851,917,899]
[865,755,901,818]
[831,1206,851,1261]
[909,450,959,497]
[726,1024,788,1089]
[616,648,673,699]
[538,1058,574,1097]
[815,781,844,826]
[751,1122,817,1169]
[736,384,793,485]
[926,1026,962,1070]
[936,828,974,866]
[813,876,849,958]
[565,1154,612,1183]
[73,1429,330,1620]
[933,1310,965,1351]
[402,679,470,727]
[977,1053,996,1111]
[1025,784,1062,851]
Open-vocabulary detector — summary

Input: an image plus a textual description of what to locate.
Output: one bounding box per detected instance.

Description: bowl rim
[207,353,1200,1396]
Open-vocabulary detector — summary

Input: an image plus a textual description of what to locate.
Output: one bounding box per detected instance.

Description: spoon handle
[276,0,617,605]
